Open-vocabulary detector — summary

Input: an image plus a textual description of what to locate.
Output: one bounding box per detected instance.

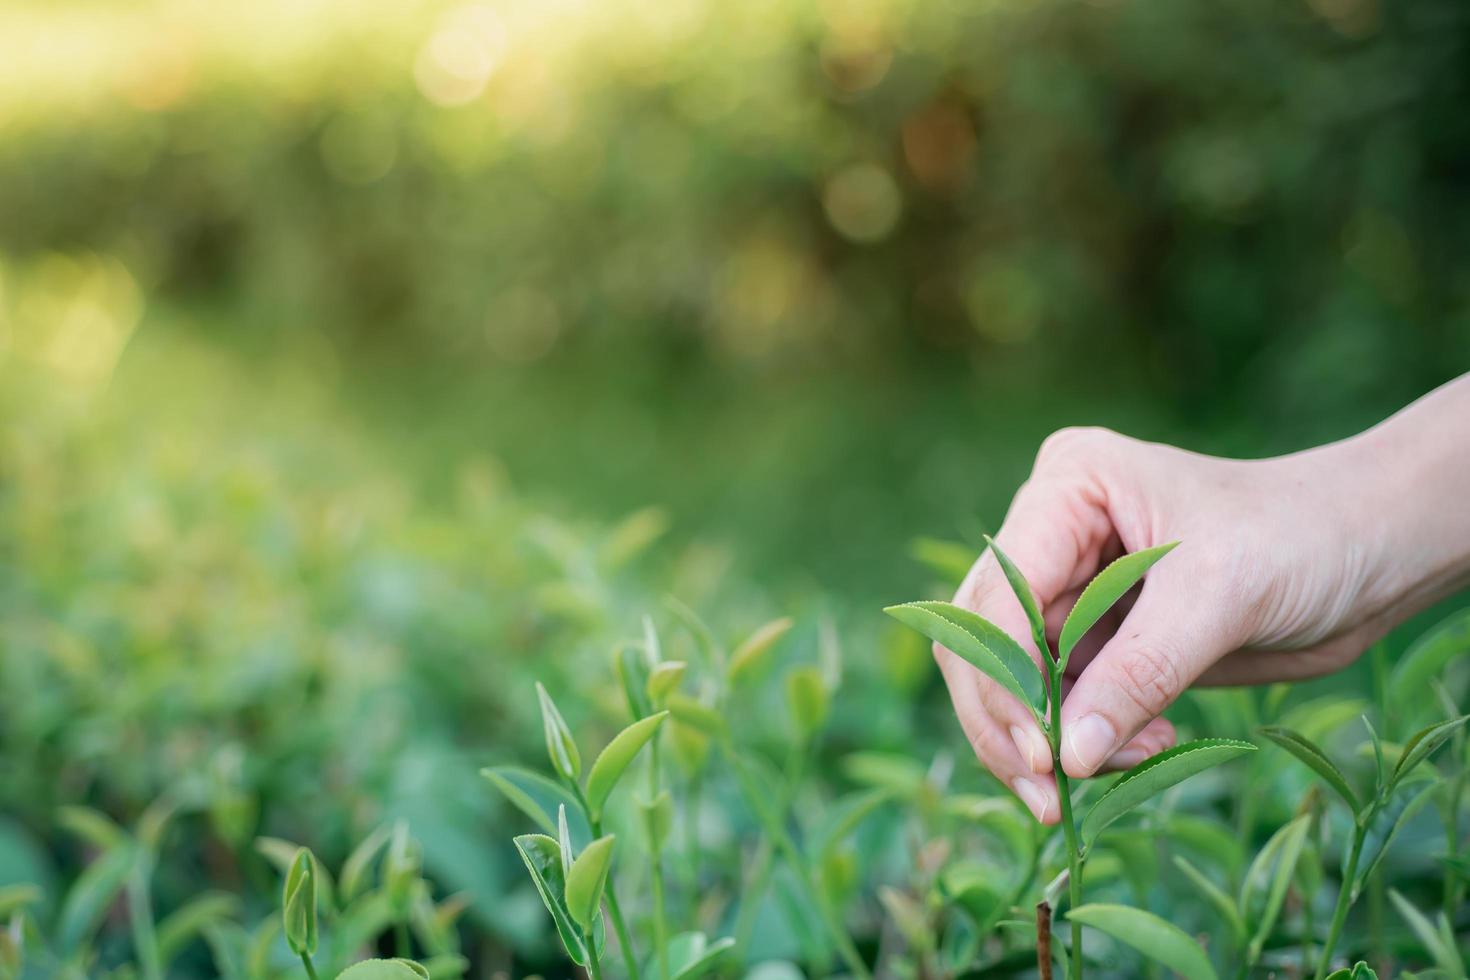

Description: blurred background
[2,0,1468,971]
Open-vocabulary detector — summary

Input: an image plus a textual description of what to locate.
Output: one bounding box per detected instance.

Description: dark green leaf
[1081,739,1256,847]
[1389,714,1470,791]
[481,765,582,837]
[1058,543,1177,669]
[983,536,1049,656]
[57,843,134,952]
[1258,727,1359,813]
[1352,783,1436,901]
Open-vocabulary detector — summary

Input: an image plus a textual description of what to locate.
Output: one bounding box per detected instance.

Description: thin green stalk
[723,742,871,979]
[649,738,670,980]
[1316,825,1365,980]
[300,953,320,980]
[587,952,605,980]
[394,919,411,960]
[1049,694,1084,980]
[574,784,642,980]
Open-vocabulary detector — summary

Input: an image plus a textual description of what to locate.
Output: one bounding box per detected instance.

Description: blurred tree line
[2,0,1468,599]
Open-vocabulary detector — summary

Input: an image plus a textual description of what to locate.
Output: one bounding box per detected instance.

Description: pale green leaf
[883,601,1044,716]
[282,848,317,957]
[665,693,727,737]
[785,666,830,740]
[536,683,581,782]
[646,662,686,707]
[667,932,737,980]
[727,617,794,685]
[585,711,668,818]
[1389,890,1465,978]
[564,835,615,933]
[1068,903,1218,980]
[338,824,393,904]
[1081,739,1256,847]
[1242,814,1311,964]
[1258,727,1360,813]
[57,842,134,952]
[334,959,431,980]
[1059,543,1178,669]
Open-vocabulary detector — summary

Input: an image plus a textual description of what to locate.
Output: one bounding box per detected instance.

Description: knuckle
[1112,641,1182,717]
[1036,425,1117,468]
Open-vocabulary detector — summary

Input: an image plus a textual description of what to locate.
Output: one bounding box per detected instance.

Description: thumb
[1058,552,1244,778]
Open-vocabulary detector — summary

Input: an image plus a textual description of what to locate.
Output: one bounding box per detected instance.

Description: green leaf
[908,536,976,585]
[883,601,1044,717]
[57,806,129,851]
[1324,964,1379,980]
[282,848,318,957]
[585,711,668,819]
[513,834,591,965]
[1241,814,1311,964]
[57,841,135,952]
[727,617,794,686]
[1081,739,1256,847]
[339,824,393,904]
[1389,609,1470,717]
[1058,543,1178,669]
[982,536,1049,655]
[1171,856,1244,948]
[1257,727,1360,813]
[1389,890,1465,978]
[1068,903,1218,980]
[156,892,239,967]
[613,642,653,720]
[1353,783,1437,901]
[536,683,581,782]
[481,765,582,837]
[1389,714,1470,792]
[811,788,896,860]
[335,959,432,980]
[646,662,686,707]
[666,932,737,980]
[663,596,722,668]
[0,886,40,919]
[666,693,727,737]
[564,835,615,933]
[785,666,830,740]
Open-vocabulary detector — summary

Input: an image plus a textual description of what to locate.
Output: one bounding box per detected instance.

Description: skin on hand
[938,375,1470,823]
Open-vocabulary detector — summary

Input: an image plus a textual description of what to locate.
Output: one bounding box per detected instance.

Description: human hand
[941,378,1470,823]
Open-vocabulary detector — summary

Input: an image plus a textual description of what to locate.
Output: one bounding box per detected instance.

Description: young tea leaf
[1067,903,1219,980]
[883,602,1045,717]
[983,536,1049,656]
[481,766,583,837]
[57,842,135,953]
[667,932,737,980]
[564,835,615,933]
[1081,739,1256,848]
[1242,814,1311,965]
[1389,890,1466,978]
[785,665,830,741]
[585,711,668,819]
[536,683,581,782]
[646,662,687,708]
[513,834,591,965]
[338,824,393,905]
[282,848,317,957]
[666,693,727,738]
[727,617,794,686]
[613,642,653,721]
[1389,714,1470,792]
[1058,543,1178,670]
[1257,727,1360,813]
[335,959,432,980]
[1171,856,1244,947]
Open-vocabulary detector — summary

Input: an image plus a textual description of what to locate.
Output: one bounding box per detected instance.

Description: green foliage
[1067,904,1218,980]
[883,601,1046,718]
[1080,739,1257,847]
[1058,543,1178,669]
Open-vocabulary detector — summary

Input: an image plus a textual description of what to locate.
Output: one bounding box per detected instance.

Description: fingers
[1100,716,1176,771]
[949,465,1116,781]
[1059,549,1243,778]
[936,650,1060,824]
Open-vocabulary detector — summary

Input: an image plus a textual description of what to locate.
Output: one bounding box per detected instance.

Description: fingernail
[1009,724,1049,774]
[1011,777,1052,823]
[1067,713,1117,775]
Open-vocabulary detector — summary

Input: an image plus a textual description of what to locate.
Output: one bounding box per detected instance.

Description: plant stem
[587,952,605,980]
[723,742,871,979]
[1316,824,1365,980]
[1444,761,1467,920]
[649,738,670,980]
[395,919,411,960]
[300,953,320,980]
[575,784,642,980]
[1053,746,1084,980]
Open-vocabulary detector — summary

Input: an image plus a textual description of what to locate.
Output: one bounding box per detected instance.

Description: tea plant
[885,539,1258,979]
